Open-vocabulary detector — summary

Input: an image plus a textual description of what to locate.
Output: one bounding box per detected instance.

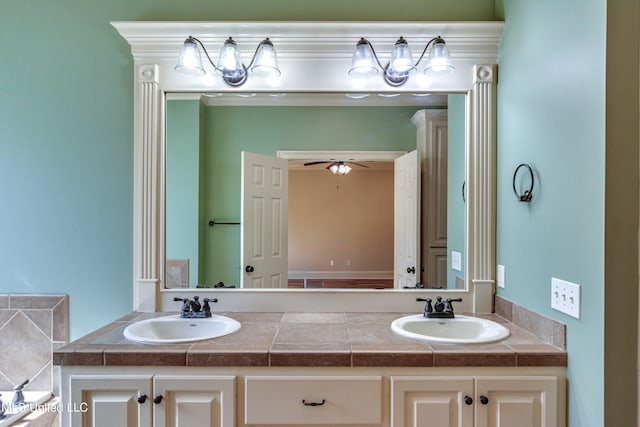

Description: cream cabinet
[391,375,560,427]
[62,367,564,427]
[244,376,382,425]
[67,374,235,427]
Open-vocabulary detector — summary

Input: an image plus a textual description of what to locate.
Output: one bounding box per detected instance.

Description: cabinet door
[475,376,559,427]
[69,375,152,427]
[153,375,235,427]
[391,376,474,427]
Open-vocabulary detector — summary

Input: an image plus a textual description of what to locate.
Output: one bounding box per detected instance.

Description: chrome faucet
[173,296,217,318]
[416,296,462,319]
[12,379,29,406]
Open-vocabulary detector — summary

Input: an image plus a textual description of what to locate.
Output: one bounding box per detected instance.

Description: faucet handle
[444,298,463,313]
[202,298,218,313]
[416,297,433,316]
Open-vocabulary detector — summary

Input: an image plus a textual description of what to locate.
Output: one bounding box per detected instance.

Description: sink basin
[391,314,510,344]
[123,314,241,344]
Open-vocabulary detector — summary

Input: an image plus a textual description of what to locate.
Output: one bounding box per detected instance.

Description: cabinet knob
[407,267,416,274]
[464,395,473,405]
[245,265,255,273]
[137,394,147,404]
[479,395,489,405]
[154,395,163,404]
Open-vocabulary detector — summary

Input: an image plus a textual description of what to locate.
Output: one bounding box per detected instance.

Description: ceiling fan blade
[348,161,370,168]
[303,161,332,166]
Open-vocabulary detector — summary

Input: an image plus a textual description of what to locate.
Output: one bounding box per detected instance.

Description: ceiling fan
[303,160,370,175]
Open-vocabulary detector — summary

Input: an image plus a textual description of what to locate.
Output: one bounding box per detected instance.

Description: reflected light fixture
[175,36,281,86]
[348,36,454,87]
[329,162,352,175]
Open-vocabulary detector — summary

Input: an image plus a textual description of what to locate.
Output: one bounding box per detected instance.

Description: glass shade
[424,39,455,75]
[386,37,416,78]
[250,38,281,78]
[175,37,206,76]
[348,38,379,78]
[329,162,352,175]
[216,38,246,80]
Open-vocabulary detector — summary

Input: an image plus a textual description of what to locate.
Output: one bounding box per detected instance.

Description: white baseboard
[288,271,393,280]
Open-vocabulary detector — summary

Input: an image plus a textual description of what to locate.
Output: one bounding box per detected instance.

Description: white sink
[123,314,241,344]
[391,314,510,344]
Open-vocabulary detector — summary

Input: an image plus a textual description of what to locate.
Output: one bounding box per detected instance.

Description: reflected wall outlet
[451,251,462,272]
[329,260,334,266]
[497,265,505,288]
[551,277,581,319]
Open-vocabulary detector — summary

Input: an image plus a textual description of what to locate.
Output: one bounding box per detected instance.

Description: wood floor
[288,279,393,289]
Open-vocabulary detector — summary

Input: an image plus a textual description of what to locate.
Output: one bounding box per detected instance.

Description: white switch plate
[451,251,462,271]
[497,265,505,288]
[551,277,581,319]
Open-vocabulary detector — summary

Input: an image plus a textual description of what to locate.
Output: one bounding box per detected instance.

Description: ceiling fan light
[330,162,351,175]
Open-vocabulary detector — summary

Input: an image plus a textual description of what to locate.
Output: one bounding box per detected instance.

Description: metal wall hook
[512,163,534,202]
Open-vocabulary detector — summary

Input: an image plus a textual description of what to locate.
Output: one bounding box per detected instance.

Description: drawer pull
[302,399,326,407]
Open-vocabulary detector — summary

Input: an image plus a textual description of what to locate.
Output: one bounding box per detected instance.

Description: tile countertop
[53,312,566,368]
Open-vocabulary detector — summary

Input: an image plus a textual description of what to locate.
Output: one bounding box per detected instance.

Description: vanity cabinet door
[153,375,236,427]
[390,376,474,427]
[474,376,559,427]
[69,374,153,427]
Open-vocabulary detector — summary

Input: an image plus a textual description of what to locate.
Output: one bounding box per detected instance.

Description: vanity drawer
[244,375,382,425]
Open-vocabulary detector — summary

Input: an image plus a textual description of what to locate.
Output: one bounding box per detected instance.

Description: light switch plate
[497,265,505,288]
[451,251,462,271]
[551,277,581,319]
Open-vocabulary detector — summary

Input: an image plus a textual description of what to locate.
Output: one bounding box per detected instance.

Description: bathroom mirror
[111,21,500,313]
[165,92,467,290]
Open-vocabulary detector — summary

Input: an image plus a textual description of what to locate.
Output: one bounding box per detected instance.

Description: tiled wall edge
[495,295,566,350]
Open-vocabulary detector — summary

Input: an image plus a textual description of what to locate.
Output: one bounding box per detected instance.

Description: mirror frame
[112,21,502,313]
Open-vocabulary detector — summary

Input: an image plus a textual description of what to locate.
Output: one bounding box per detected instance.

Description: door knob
[245,265,255,273]
[407,267,415,274]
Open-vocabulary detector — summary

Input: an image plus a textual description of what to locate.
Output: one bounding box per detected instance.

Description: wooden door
[241,152,289,288]
[394,150,420,288]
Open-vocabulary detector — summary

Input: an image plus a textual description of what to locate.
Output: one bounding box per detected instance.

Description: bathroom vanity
[57,19,566,427]
[55,311,566,427]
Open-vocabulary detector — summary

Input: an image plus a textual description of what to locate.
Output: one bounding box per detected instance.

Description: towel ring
[512,163,534,202]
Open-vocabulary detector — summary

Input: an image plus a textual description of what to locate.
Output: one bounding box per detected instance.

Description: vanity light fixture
[175,36,281,86]
[348,36,454,87]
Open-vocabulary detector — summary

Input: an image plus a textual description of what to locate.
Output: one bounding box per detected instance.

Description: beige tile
[275,323,348,344]
[52,297,68,343]
[223,312,284,323]
[282,313,345,323]
[345,312,409,324]
[346,323,414,345]
[104,348,187,366]
[0,311,51,388]
[23,310,52,339]
[0,295,8,309]
[9,295,65,310]
[494,296,513,321]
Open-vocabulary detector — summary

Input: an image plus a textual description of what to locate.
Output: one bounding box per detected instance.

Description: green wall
[496,0,638,425]
[0,0,496,340]
[166,100,201,288]
[447,94,466,288]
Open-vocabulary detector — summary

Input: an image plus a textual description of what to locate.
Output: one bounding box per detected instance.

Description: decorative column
[468,64,497,313]
[133,64,163,312]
